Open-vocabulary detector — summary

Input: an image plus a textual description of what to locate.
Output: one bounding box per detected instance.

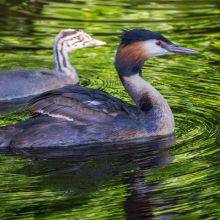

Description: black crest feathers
[120,29,171,45]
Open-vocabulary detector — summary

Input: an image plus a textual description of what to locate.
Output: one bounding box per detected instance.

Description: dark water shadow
[0,0,46,36]
[2,135,176,219]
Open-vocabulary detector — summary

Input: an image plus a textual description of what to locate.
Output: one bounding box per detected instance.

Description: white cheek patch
[144,40,168,57]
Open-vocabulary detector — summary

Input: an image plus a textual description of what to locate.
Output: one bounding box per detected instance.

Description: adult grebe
[0,29,198,149]
[0,29,105,101]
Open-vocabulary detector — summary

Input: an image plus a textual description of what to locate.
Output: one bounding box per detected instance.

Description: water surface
[0,0,219,219]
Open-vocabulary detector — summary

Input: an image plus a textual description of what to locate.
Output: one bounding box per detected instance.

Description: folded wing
[28,85,134,124]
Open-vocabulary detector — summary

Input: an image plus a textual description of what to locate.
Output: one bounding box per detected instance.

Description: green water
[0,0,219,219]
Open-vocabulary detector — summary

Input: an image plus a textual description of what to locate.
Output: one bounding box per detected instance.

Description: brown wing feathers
[29,88,115,123]
[28,85,135,124]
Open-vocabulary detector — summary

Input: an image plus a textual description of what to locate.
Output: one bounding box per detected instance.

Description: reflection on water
[1,136,175,219]
[0,0,219,219]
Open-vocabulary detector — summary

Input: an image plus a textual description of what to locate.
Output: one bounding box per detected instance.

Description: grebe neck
[115,45,166,110]
[54,38,79,84]
[120,74,166,110]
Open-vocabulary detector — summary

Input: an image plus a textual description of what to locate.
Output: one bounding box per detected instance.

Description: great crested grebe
[0,29,105,101]
[0,29,198,149]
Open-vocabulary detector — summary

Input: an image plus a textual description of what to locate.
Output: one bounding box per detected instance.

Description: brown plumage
[117,42,147,66]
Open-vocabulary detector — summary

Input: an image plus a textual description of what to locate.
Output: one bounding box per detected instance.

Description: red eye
[156,41,161,45]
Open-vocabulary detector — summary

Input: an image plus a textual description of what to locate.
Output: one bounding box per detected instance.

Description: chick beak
[164,43,199,55]
[86,39,106,47]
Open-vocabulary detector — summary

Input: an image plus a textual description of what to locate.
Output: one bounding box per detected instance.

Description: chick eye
[156,41,162,46]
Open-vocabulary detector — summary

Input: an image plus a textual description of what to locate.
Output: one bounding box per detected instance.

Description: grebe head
[55,29,106,52]
[115,29,198,76]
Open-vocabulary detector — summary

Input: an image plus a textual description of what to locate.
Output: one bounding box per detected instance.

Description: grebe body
[0,86,173,148]
[0,29,198,149]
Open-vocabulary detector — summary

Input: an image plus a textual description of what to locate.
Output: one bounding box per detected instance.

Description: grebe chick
[0,29,105,101]
[0,29,198,149]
